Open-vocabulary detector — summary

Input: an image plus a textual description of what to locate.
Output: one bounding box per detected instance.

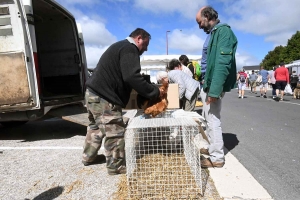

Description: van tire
[0,121,28,127]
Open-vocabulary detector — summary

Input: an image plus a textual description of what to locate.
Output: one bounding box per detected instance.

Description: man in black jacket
[82,28,164,175]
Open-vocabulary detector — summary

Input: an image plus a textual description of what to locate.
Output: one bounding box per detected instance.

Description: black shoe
[275,96,280,102]
[82,154,106,166]
[263,94,267,98]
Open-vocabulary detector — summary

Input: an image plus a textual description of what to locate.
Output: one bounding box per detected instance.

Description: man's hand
[206,96,218,105]
[159,87,165,98]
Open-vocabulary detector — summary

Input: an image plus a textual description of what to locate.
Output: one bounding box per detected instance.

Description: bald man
[196,6,238,168]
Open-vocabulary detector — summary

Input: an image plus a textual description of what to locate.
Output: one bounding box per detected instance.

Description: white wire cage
[125,114,206,199]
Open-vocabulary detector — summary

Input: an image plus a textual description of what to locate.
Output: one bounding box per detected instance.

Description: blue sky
[56,0,300,70]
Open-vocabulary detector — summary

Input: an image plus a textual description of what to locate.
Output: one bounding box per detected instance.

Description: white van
[0,0,88,126]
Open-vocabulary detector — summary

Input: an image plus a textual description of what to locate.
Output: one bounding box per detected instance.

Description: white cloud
[85,46,109,69]
[168,29,204,54]
[77,16,117,68]
[78,16,117,46]
[133,0,207,19]
[226,0,300,46]
[235,52,261,70]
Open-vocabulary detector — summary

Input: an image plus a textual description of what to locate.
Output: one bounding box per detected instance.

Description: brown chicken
[143,82,169,117]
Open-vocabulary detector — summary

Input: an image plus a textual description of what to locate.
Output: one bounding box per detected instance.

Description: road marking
[0,146,106,150]
[241,94,300,106]
[0,146,82,150]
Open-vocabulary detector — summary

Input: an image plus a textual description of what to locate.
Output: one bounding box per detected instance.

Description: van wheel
[0,121,28,127]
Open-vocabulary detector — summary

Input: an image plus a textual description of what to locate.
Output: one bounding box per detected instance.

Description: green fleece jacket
[203,23,238,98]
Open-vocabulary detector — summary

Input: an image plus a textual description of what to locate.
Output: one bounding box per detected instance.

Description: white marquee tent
[140,55,202,83]
[285,60,300,75]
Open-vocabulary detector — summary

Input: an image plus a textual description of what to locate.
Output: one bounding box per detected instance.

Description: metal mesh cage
[125,116,205,199]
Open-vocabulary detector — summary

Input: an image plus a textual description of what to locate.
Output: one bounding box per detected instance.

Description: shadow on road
[0,119,86,142]
[24,186,64,200]
[222,133,239,153]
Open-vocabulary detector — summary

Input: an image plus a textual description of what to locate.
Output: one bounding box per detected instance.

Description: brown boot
[107,165,126,175]
[201,158,224,168]
[106,156,126,175]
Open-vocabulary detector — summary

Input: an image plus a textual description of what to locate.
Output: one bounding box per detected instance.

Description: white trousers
[200,88,225,162]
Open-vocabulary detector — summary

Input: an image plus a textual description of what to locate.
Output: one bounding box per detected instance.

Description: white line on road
[243,95,300,105]
[0,146,84,150]
[0,146,106,150]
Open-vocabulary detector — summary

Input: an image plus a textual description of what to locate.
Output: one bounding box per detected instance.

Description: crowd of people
[236,62,298,101]
[81,5,238,174]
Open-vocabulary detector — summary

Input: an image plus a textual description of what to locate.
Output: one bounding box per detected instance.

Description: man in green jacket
[196,6,238,168]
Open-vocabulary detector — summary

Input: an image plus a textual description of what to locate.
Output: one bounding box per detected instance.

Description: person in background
[258,66,269,98]
[290,70,299,92]
[159,59,199,111]
[196,6,237,168]
[237,69,247,99]
[274,62,289,101]
[179,55,193,78]
[82,28,165,175]
[268,66,277,99]
[248,70,258,94]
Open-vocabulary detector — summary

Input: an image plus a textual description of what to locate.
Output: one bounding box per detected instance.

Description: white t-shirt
[181,65,193,78]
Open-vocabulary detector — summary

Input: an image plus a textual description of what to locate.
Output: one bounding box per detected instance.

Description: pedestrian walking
[196,6,237,168]
[258,66,269,98]
[274,62,289,101]
[269,67,277,99]
[237,69,247,99]
[248,70,258,94]
[290,71,299,92]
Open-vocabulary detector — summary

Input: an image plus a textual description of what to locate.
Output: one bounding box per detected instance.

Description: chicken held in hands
[143,82,169,117]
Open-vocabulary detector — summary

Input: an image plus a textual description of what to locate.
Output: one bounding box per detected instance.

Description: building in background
[243,65,260,74]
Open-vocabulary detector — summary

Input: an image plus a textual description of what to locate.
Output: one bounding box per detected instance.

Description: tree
[261,31,300,69]
[285,31,300,62]
[261,46,285,70]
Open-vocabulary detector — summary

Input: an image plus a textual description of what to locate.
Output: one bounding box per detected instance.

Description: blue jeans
[200,88,225,162]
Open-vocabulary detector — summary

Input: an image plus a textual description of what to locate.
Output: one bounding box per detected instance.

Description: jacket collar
[211,23,230,32]
[126,37,138,48]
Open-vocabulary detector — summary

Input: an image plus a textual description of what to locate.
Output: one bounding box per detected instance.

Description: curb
[208,150,273,200]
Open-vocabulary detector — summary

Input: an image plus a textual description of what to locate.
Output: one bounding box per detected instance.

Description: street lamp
[166,30,170,55]
[166,30,182,55]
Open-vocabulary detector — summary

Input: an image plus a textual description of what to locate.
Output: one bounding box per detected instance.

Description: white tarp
[140,54,202,83]
[140,55,202,69]
[285,61,300,75]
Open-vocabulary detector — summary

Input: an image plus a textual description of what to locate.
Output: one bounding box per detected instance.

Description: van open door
[0,0,40,112]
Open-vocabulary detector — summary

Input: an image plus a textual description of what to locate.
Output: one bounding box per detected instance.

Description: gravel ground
[0,119,222,200]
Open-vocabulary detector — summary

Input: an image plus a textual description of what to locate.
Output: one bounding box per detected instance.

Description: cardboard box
[125,83,179,109]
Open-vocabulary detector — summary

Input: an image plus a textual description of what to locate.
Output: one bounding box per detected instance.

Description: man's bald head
[196,6,206,22]
[195,6,219,34]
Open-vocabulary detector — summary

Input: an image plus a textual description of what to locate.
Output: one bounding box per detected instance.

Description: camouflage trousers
[82,89,128,172]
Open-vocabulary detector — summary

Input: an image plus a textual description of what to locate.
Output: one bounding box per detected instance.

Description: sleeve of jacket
[209,27,235,98]
[120,45,160,100]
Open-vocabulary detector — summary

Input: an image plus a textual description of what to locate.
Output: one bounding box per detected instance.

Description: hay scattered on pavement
[114,153,222,200]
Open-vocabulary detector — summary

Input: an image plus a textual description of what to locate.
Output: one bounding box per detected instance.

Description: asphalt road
[0,113,220,199]
[221,89,300,200]
[1,88,299,200]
